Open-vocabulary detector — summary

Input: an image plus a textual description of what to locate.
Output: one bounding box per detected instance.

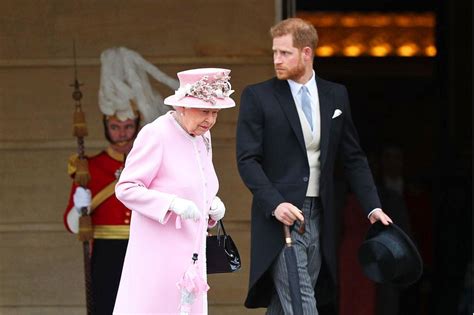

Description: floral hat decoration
[164,68,235,109]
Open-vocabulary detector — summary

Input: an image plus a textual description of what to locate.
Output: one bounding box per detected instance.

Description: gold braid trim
[93,225,130,239]
[90,180,117,212]
[106,146,125,162]
[67,154,79,176]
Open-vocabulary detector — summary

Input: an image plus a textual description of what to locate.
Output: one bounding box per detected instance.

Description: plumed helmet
[98,47,179,124]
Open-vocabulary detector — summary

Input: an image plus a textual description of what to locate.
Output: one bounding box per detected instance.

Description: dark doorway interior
[295,0,472,314]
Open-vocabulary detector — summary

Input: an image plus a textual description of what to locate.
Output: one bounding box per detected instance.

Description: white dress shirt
[287,71,321,197]
[287,70,320,138]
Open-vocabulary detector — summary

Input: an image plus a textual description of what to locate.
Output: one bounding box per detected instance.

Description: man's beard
[274,61,305,81]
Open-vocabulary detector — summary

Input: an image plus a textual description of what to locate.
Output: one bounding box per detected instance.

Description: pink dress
[113,111,219,315]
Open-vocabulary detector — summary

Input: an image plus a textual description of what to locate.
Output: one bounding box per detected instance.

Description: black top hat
[358,221,423,287]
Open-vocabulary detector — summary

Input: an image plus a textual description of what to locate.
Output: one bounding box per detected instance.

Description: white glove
[170,197,201,221]
[209,196,226,221]
[66,210,80,234]
[73,187,92,215]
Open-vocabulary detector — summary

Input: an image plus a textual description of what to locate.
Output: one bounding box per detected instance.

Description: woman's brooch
[202,136,210,154]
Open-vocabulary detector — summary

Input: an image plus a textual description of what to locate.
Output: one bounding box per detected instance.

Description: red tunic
[63,147,131,239]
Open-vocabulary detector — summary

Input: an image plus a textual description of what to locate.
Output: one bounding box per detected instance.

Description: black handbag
[206,220,241,274]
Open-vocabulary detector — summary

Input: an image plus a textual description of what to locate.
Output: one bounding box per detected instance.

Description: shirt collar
[287,70,317,97]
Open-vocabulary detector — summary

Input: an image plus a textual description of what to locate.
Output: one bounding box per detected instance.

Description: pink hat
[164,68,235,109]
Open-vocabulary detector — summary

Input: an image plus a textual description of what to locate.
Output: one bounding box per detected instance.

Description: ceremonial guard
[63,47,178,315]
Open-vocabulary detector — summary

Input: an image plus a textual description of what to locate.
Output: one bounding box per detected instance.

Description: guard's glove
[170,197,201,221]
[73,187,92,215]
[209,196,226,221]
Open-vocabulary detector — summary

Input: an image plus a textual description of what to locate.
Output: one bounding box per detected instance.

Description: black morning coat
[236,75,382,308]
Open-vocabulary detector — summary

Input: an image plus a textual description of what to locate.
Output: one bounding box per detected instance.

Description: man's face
[272,34,306,81]
[106,117,137,145]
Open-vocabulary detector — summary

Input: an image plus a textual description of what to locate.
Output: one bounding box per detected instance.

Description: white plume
[99,47,179,124]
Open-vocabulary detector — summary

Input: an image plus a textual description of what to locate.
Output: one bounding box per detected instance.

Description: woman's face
[179,107,220,136]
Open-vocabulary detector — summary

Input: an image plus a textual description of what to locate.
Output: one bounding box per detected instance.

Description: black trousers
[91,239,128,315]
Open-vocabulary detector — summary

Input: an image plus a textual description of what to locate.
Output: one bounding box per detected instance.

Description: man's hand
[368,209,393,225]
[273,202,304,226]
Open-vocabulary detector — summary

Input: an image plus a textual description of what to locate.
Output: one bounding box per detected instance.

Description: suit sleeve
[236,86,285,217]
[115,123,176,223]
[338,86,381,214]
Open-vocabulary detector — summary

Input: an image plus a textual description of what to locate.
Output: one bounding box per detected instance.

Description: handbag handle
[216,220,228,237]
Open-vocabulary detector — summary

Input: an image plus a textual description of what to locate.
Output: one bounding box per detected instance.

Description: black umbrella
[283,223,305,315]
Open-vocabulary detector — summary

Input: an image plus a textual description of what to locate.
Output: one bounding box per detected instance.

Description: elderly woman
[113,68,235,315]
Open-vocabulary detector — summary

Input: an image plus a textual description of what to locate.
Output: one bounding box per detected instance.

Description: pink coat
[113,112,219,314]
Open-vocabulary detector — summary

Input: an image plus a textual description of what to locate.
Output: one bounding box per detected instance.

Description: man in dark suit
[236,18,393,314]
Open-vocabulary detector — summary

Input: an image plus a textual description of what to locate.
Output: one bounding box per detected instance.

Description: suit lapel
[317,76,333,170]
[273,79,306,152]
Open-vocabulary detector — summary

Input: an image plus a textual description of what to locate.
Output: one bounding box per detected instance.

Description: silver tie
[301,86,313,130]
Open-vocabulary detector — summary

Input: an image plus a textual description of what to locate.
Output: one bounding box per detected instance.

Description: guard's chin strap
[114,139,133,147]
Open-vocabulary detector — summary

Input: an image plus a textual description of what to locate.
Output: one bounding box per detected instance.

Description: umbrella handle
[297,220,305,234]
[283,219,306,247]
[283,225,292,247]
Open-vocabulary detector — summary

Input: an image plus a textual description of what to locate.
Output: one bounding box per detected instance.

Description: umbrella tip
[192,253,198,263]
